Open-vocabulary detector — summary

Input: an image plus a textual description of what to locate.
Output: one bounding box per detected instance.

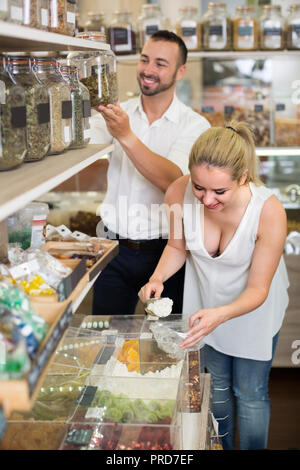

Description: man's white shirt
[90,94,210,239]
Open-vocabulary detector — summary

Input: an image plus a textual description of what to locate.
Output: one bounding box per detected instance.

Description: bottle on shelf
[286,4,300,50]
[202,2,233,51]
[176,6,201,52]
[84,11,106,34]
[259,5,285,51]
[67,32,118,108]
[32,57,72,154]
[7,56,51,162]
[65,0,76,36]
[233,5,258,51]
[22,0,49,30]
[8,0,23,25]
[107,10,137,55]
[137,4,165,50]
[48,0,67,34]
[0,56,27,170]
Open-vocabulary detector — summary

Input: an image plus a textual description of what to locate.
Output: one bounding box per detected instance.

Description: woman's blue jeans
[204,333,279,450]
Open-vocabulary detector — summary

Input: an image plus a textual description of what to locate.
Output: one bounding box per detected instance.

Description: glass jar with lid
[0,0,9,20]
[202,2,232,51]
[233,6,258,51]
[108,10,137,55]
[22,0,49,30]
[138,4,165,49]
[72,66,91,146]
[8,0,24,24]
[287,4,300,50]
[49,0,67,34]
[84,11,106,34]
[67,33,118,108]
[7,56,50,162]
[0,56,27,170]
[60,64,88,149]
[32,57,72,154]
[65,0,76,36]
[259,5,285,50]
[176,6,201,51]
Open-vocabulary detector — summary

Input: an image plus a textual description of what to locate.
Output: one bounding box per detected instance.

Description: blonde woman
[138,121,289,450]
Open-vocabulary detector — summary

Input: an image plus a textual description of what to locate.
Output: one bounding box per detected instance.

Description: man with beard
[90,30,210,315]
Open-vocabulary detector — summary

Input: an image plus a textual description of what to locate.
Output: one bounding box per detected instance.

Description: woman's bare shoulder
[165,175,190,205]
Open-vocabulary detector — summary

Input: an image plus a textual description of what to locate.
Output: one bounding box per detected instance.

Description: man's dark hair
[150,30,188,66]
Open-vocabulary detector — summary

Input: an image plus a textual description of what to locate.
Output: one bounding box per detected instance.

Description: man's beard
[137,72,177,96]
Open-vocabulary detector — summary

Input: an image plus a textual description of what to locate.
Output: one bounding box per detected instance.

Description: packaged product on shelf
[7,202,49,250]
[259,5,285,51]
[7,56,51,162]
[0,56,27,171]
[22,0,49,30]
[84,11,106,34]
[138,4,165,49]
[202,2,232,51]
[176,6,201,52]
[233,5,258,51]
[287,4,300,50]
[60,65,89,149]
[108,10,137,55]
[0,0,9,20]
[32,57,72,154]
[65,0,76,36]
[67,33,118,108]
[274,91,300,146]
[49,0,67,34]
[8,0,23,24]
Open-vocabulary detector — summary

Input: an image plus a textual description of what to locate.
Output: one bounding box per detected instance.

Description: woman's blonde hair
[188,120,263,185]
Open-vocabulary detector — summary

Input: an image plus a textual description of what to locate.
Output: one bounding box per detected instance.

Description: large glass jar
[0,0,9,20]
[7,56,50,162]
[138,4,165,49]
[22,0,49,30]
[0,57,27,170]
[65,0,76,36]
[259,5,285,51]
[176,6,201,52]
[32,57,72,154]
[84,11,106,34]
[233,6,258,51]
[202,2,232,51]
[67,33,118,108]
[73,66,91,146]
[108,10,137,55]
[60,64,88,148]
[8,0,23,24]
[49,0,66,34]
[287,4,300,50]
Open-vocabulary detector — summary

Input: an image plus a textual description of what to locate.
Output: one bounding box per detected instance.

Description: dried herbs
[81,71,118,107]
[49,0,66,34]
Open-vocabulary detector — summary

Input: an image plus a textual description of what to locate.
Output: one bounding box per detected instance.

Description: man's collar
[136,93,180,124]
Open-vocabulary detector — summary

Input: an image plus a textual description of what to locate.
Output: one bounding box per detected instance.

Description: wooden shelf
[0,143,114,222]
[0,21,111,52]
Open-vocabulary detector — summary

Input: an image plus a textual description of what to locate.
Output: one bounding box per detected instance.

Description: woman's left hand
[180,307,226,349]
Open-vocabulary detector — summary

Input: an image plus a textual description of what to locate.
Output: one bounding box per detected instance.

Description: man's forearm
[119,131,183,192]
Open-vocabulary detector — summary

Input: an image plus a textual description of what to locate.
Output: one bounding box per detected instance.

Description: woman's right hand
[138,280,164,303]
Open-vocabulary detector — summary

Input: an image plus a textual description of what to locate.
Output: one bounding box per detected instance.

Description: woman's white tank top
[182,180,289,361]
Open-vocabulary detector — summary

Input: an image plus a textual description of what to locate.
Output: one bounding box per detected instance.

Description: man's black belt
[104,227,167,251]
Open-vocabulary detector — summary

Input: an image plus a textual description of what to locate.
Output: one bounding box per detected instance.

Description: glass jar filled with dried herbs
[0,1,9,20]
[67,32,118,108]
[84,11,106,34]
[202,2,232,51]
[8,0,24,24]
[60,64,86,149]
[0,56,27,171]
[22,0,49,30]
[49,0,67,34]
[7,56,50,162]
[65,0,76,36]
[32,57,72,154]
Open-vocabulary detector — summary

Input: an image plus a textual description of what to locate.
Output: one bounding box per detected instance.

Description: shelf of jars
[0,143,114,223]
[0,20,111,52]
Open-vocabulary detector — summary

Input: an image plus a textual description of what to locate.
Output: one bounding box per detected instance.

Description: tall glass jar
[67,33,118,108]
[7,56,50,162]
[202,2,232,51]
[49,0,66,34]
[176,6,201,51]
[65,0,76,36]
[259,5,285,50]
[233,6,258,51]
[8,0,24,24]
[32,57,72,154]
[0,0,9,20]
[287,4,300,50]
[22,0,49,30]
[84,11,106,34]
[138,4,165,49]
[73,66,91,146]
[60,64,87,148]
[108,10,137,55]
[0,57,27,170]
